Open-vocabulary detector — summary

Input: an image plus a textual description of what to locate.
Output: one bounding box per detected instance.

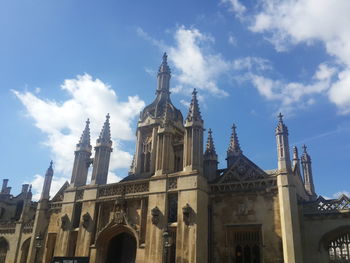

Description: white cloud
[221,0,246,18]
[138,26,232,98]
[28,173,68,201]
[233,56,272,72]
[168,26,230,97]
[228,34,237,46]
[14,74,145,200]
[243,0,350,114]
[246,63,336,113]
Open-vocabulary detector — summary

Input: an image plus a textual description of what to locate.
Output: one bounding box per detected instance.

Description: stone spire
[301,145,316,199]
[97,114,112,147]
[275,113,292,172]
[91,114,113,185]
[77,119,91,150]
[70,120,92,187]
[186,89,202,123]
[41,161,53,200]
[157,52,171,94]
[204,129,218,181]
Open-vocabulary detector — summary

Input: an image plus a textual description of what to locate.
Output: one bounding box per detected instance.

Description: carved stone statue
[151,206,161,225]
[61,214,69,230]
[182,203,191,225]
[82,212,90,229]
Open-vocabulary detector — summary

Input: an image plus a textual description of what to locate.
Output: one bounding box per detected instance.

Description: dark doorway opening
[106,232,136,263]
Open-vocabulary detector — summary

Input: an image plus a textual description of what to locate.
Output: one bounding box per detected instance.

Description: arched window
[328,233,350,262]
[0,237,9,263]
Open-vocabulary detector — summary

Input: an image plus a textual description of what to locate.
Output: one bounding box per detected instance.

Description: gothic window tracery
[328,233,350,262]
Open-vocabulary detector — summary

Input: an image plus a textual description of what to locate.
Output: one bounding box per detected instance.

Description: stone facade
[1,54,350,263]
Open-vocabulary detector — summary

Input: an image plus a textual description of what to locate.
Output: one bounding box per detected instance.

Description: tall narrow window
[72,202,82,229]
[328,233,350,262]
[168,194,178,223]
[227,225,262,263]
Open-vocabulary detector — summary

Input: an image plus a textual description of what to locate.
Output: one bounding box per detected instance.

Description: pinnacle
[97,114,112,146]
[205,129,216,154]
[186,89,202,122]
[227,123,242,155]
[158,52,171,75]
[301,144,311,162]
[78,118,91,147]
[275,112,288,135]
[45,160,54,177]
[302,144,307,153]
[293,146,299,160]
[278,112,284,122]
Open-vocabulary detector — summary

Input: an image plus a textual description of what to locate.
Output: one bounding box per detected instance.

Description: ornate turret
[204,129,218,181]
[183,89,204,172]
[41,161,53,200]
[301,145,316,199]
[275,113,292,172]
[226,124,242,168]
[91,114,113,185]
[70,119,92,187]
[139,53,183,123]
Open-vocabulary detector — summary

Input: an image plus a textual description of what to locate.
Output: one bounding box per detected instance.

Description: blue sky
[1,0,349,199]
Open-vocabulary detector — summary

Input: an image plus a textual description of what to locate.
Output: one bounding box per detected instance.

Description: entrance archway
[95,224,139,263]
[106,232,136,263]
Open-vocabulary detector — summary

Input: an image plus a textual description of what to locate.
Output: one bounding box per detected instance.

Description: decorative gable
[217,155,269,183]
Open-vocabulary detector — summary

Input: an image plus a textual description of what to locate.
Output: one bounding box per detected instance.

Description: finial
[49,160,53,168]
[163,52,168,63]
[106,113,110,120]
[278,112,284,122]
[293,146,298,159]
[302,144,307,153]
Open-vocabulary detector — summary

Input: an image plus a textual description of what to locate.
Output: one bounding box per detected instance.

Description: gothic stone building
[0,54,350,263]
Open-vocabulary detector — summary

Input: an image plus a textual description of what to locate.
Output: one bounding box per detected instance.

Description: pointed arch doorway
[106,232,137,263]
[95,224,138,263]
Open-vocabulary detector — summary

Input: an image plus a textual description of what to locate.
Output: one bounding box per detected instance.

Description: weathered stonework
[0,54,349,263]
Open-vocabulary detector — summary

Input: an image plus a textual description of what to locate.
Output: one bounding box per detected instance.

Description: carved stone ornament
[82,212,90,229]
[115,196,126,212]
[61,214,69,230]
[151,206,161,225]
[182,203,191,225]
